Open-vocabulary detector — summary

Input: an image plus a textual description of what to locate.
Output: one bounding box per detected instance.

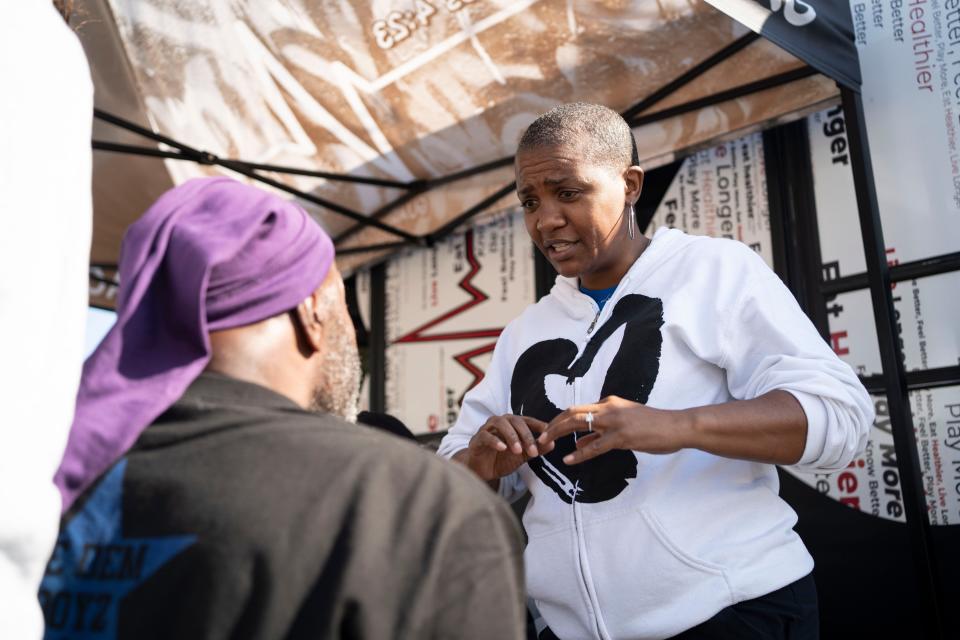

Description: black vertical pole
[533,244,557,300]
[762,121,829,339]
[369,263,387,414]
[841,86,944,639]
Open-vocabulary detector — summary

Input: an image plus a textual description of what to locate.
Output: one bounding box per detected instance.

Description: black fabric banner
[707,0,861,91]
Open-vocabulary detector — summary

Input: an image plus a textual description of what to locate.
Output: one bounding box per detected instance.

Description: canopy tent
[71,1,945,636]
[80,0,855,280]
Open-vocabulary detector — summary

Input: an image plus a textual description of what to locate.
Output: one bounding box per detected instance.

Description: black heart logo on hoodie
[510,293,664,504]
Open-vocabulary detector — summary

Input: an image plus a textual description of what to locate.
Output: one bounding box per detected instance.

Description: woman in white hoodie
[438,103,873,640]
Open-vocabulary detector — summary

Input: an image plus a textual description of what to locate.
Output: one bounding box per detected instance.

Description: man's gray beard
[309,321,361,423]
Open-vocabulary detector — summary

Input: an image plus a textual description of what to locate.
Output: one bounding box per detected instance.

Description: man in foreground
[42,177,526,639]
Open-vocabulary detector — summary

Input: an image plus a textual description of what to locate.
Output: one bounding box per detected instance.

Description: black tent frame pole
[337,241,412,256]
[620,32,759,121]
[92,141,191,162]
[369,263,387,413]
[334,156,519,245]
[334,32,762,245]
[628,66,817,129]
[217,160,422,246]
[89,273,119,287]
[821,250,960,296]
[93,110,413,189]
[840,86,944,639]
[762,120,829,339]
[92,113,423,244]
[425,182,517,243]
[333,187,427,245]
[860,366,960,395]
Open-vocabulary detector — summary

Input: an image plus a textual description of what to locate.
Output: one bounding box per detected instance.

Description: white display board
[384,209,535,434]
[646,118,960,526]
[847,0,960,262]
[792,388,960,525]
[647,132,774,267]
[809,105,960,378]
[819,273,960,378]
[787,4,960,525]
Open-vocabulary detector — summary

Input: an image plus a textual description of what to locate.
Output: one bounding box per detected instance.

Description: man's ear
[294,288,325,355]
[625,166,644,205]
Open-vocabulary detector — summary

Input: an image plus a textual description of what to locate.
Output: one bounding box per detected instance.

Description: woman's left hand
[537,396,692,465]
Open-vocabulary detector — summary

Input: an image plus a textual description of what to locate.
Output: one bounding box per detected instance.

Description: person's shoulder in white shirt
[0,3,93,638]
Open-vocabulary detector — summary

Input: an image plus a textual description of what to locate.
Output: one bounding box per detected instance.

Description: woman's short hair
[517,102,639,171]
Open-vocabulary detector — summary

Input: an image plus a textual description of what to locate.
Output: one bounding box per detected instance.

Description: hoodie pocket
[525,525,599,640]
[582,507,734,639]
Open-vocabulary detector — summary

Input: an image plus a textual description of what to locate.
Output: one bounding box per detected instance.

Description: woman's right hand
[458,415,551,481]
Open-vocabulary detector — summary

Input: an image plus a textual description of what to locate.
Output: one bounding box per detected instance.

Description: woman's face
[515,143,643,287]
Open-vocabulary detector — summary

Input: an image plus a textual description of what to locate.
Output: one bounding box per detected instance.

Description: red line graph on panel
[453,342,498,402]
[392,230,503,390]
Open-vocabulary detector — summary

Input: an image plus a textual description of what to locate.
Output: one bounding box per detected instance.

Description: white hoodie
[439,227,873,640]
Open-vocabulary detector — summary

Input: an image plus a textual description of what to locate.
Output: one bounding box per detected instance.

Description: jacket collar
[549,226,687,316]
[175,371,304,413]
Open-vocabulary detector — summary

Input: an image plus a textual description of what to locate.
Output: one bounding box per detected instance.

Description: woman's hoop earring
[625,203,636,240]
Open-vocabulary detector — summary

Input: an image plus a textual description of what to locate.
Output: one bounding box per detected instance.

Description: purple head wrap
[55,177,334,512]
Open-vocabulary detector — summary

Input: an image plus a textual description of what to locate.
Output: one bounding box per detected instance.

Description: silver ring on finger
[585,411,594,432]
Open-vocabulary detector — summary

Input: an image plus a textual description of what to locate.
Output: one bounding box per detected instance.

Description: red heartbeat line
[393,230,503,390]
[453,342,498,401]
[393,230,503,344]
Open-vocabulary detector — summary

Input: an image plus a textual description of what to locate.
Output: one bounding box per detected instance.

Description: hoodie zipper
[557,260,655,638]
[571,342,606,638]
[586,308,601,334]
[581,273,632,336]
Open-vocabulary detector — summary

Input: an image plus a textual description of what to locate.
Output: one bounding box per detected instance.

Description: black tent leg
[369,263,387,414]
[762,121,829,340]
[840,86,944,639]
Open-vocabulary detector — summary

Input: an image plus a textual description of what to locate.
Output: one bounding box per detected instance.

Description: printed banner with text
[384,210,535,434]
[647,132,773,267]
[790,0,960,525]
